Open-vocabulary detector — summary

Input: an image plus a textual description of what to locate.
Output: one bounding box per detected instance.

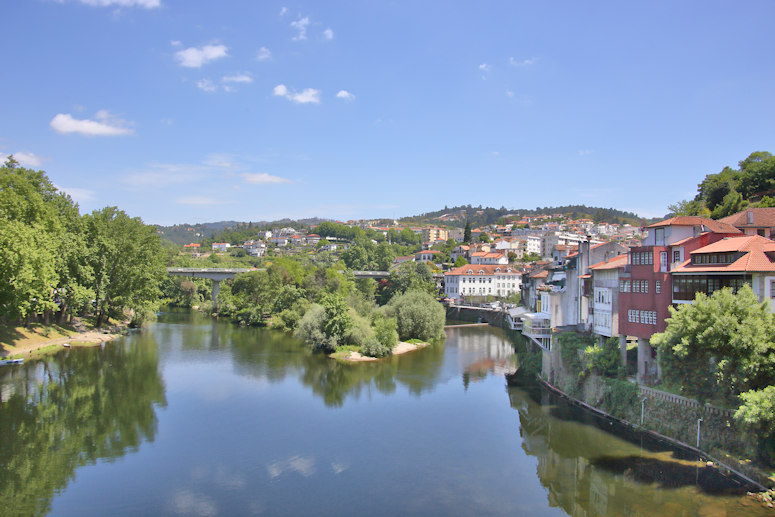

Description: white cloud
[272,84,320,104]
[50,111,133,136]
[76,0,160,8]
[336,90,355,101]
[174,44,228,68]
[323,28,334,40]
[56,186,96,203]
[279,7,288,16]
[257,46,272,61]
[0,151,44,168]
[267,456,315,479]
[509,56,537,66]
[170,40,181,47]
[196,79,217,92]
[241,172,293,185]
[176,196,229,205]
[505,90,514,97]
[222,73,252,83]
[479,63,491,72]
[160,118,174,125]
[290,17,310,40]
[578,149,594,156]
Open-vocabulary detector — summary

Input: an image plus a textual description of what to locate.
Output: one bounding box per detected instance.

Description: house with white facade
[588,254,628,339]
[211,242,231,252]
[444,264,521,301]
[415,250,443,263]
[470,251,508,265]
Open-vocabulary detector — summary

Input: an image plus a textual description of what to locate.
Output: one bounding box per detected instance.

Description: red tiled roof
[530,270,549,279]
[645,216,741,234]
[589,254,628,270]
[445,264,518,276]
[672,235,775,273]
[720,208,775,228]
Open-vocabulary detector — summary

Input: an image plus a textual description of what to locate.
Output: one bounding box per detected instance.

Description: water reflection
[510,384,766,516]
[0,338,166,516]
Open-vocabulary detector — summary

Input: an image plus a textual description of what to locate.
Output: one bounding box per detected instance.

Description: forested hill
[156,218,330,246]
[400,205,650,228]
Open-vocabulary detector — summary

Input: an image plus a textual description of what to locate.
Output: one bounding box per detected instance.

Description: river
[0,309,766,516]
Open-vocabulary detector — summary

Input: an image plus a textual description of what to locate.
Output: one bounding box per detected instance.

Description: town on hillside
[170,207,775,390]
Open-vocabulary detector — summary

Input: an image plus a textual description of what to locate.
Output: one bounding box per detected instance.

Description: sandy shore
[1,329,123,359]
[337,340,430,362]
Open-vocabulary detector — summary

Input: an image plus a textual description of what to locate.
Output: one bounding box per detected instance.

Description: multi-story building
[618,216,741,383]
[671,234,775,311]
[421,227,449,243]
[444,264,522,301]
[588,254,628,341]
[720,207,775,239]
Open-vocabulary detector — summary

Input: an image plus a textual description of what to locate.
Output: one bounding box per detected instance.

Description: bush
[373,316,398,350]
[735,386,775,464]
[360,339,393,358]
[385,290,445,341]
[234,305,263,326]
[601,378,638,419]
[295,304,338,352]
[584,337,620,377]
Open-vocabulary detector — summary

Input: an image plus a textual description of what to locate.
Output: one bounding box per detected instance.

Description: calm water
[0,309,766,516]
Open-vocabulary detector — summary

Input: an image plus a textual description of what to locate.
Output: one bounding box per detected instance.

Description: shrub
[234,305,263,326]
[295,304,337,352]
[360,339,393,358]
[584,337,621,377]
[373,316,399,350]
[385,290,445,341]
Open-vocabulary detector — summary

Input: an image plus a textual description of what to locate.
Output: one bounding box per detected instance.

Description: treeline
[163,257,445,358]
[669,151,775,219]
[0,157,167,328]
[314,221,422,246]
[402,204,646,228]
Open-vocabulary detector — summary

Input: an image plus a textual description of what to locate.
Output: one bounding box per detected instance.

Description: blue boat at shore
[0,358,24,366]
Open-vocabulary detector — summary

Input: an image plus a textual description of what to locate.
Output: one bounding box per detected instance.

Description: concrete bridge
[167,268,254,306]
[351,270,445,280]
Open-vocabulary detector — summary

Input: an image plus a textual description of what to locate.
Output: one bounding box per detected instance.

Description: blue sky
[2,1,774,225]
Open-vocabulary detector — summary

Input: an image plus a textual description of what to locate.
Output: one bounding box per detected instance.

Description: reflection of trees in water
[299,342,446,407]
[0,341,166,516]
[509,386,763,517]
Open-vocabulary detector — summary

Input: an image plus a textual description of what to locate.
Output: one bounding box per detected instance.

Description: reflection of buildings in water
[509,388,642,517]
[455,328,517,383]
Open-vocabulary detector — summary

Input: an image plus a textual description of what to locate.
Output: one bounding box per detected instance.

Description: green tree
[463,220,472,243]
[384,290,445,341]
[454,256,468,267]
[667,199,711,218]
[84,207,166,327]
[651,285,775,403]
[710,189,747,219]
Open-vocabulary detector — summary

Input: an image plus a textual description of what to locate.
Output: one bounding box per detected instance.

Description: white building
[470,251,509,265]
[211,242,231,252]
[444,264,522,300]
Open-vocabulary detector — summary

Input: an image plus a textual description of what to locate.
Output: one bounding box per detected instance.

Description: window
[673,250,681,262]
[655,280,661,293]
[771,280,775,299]
[642,280,648,293]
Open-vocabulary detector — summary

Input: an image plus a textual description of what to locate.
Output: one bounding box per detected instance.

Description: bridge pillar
[212,279,221,309]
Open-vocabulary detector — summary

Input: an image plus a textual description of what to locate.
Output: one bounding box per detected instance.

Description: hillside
[400,205,651,228]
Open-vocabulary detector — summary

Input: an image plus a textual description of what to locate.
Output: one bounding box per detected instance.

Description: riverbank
[0,320,125,360]
[333,340,430,362]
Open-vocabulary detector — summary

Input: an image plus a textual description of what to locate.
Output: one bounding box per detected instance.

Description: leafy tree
[667,199,710,217]
[84,207,166,327]
[454,256,468,267]
[734,386,775,463]
[651,285,775,403]
[383,290,445,341]
[710,189,747,219]
[463,220,472,243]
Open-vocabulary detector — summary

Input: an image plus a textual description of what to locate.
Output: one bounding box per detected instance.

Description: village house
[211,242,231,253]
[470,251,508,265]
[443,264,522,301]
[720,207,775,238]
[415,250,443,263]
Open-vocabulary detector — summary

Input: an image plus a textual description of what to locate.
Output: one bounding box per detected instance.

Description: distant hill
[400,205,653,228]
[156,218,331,246]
